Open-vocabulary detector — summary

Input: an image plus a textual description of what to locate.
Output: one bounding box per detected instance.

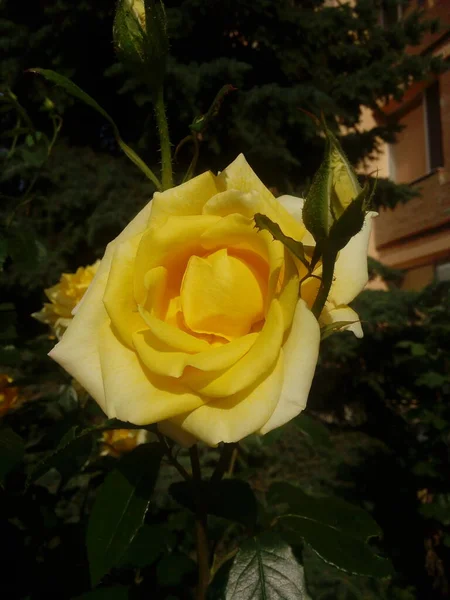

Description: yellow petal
[320,304,363,338]
[49,198,153,408]
[277,250,300,334]
[181,249,265,340]
[103,233,146,348]
[182,299,284,398]
[138,307,210,353]
[133,214,220,306]
[148,171,219,227]
[157,421,198,447]
[133,328,257,377]
[259,299,320,434]
[168,350,284,445]
[328,212,377,306]
[276,195,314,245]
[217,155,306,240]
[203,189,266,218]
[200,213,284,312]
[99,322,207,423]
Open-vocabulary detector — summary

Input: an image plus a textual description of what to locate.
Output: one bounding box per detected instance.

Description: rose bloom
[33,262,100,339]
[49,156,373,446]
[101,429,147,458]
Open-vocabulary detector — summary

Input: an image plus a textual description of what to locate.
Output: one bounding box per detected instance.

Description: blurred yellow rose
[101,428,147,457]
[0,375,19,417]
[33,261,100,339]
[49,156,373,445]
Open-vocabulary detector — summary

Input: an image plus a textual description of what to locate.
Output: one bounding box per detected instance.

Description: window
[389,80,443,183]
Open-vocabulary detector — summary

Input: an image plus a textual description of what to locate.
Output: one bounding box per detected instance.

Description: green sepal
[28,68,161,190]
[302,141,332,242]
[328,181,373,253]
[254,213,310,269]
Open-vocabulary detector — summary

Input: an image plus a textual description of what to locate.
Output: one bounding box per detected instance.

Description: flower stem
[311,247,337,319]
[189,445,209,600]
[210,443,238,484]
[154,88,173,190]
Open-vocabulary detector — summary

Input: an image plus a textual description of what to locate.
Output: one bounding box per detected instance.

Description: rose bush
[49,156,373,446]
[33,261,100,339]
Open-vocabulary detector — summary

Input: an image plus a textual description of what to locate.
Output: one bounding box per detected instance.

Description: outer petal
[259,299,320,434]
[49,200,153,409]
[320,304,363,339]
[218,155,306,241]
[149,171,219,227]
[329,211,377,306]
[168,351,284,446]
[99,323,207,423]
[103,233,147,348]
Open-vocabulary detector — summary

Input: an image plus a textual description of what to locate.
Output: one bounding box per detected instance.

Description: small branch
[190,445,210,600]
[156,431,191,481]
[182,134,200,183]
[210,443,238,484]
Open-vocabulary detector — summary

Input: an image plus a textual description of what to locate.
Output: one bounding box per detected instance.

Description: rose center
[180,248,265,340]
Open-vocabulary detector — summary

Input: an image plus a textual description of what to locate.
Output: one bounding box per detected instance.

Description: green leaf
[270,483,392,577]
[225,531,310,599]
[119,524,175,568]
[278,516,392,578]
[28,69,161,190]
[254,213,310,269]
[26,418,145,488]
[87,443,163,586]
[27,425,93,487]
[156,553,196,587]
[170,478,258,527]
[73,587,129,600]
[0,428,24,487]
[292,414,332,449]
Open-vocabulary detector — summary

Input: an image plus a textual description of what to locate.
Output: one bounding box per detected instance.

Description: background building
[363,0,450,289]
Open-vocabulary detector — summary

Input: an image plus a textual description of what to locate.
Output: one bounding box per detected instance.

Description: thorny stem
[189,445,210,600]
[154,87,173,190]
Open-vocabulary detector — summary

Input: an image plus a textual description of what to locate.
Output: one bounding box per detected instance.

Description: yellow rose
[33,261,100,339]
[101,429,147,457]
[49,156,373,446]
